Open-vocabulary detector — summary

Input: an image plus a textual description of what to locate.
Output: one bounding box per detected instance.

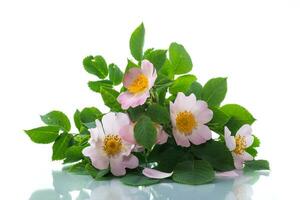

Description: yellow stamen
[233,135,246,155]
[103,134,122,156]
[176,111,197,135]
[127,74,149,94]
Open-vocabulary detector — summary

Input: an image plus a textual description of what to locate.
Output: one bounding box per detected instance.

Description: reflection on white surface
[29,171,268,200]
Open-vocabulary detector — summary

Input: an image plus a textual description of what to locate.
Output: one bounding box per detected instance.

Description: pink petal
[156,129,169,144]
[173,92,197,112]
[115,113,130,131]
[216,170,239,178]
[195,102,213,124]
[224,127,236,151]
[123,155,139,169]
[109,157,126,176]
[123,68,142,88]
[238,152,253,161]
[173,129,190,147]
[236,124,252,137]
[119,124,136,144]
[245,135,254,148]
[82,146,109,170]
[117,91,149,110]
[233,157,244,169]
[142,168,173,179]
[194,125,212,140]
[102,112,118,134]
[188,128,208,145]
[141,60,155,79]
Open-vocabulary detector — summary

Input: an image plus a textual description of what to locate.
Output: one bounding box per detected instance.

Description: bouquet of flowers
[25,23,269,186]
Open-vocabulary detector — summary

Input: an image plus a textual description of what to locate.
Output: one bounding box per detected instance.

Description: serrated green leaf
[130,23,145,61]
[207,107,231,134]
[144,49,167,71]
[88,80,113,93]
[64,146,84,163]
[191,141,235,171]
[185,81,202,99]
[169,74,197,95]
[159,59,174,80]
[83,55,108,79]
[25,126,60,144]
[169,43,193,75]
[85,163,109,180]
[100,87,122,111]
[172,160,215,185]
[244,160,270,171]
[146,104,170,124]
[108,64,123,85]
[201,77,227,107]
[134,116,157,150]
[41,111,71,132]
[220,104,255,134]
[125,59,139,72]
[52,132,73,160]
[80,107,102,124]
[73,109,81,131]
[127,105,146,122]
[121,174,160,186]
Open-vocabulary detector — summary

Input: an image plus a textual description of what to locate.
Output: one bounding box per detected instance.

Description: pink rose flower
[82,112,139,176]
[117,60,157,109]
[170,92,213,147]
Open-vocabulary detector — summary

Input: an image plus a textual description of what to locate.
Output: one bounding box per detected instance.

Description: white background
[0,0,300,199]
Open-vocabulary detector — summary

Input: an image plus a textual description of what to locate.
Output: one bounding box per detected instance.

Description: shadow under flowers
[29,170,268,200]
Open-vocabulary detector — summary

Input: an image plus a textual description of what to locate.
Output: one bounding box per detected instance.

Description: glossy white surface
[29,170,271,200]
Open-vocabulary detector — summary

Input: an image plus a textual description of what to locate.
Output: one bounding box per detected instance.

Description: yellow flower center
[233,135,246,155]
[175,111,197,135]
[103,134,122,156]
[127,74,149,94]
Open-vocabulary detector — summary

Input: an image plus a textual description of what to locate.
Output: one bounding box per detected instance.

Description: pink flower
[119,122,168,147]
[117,60,157,109]
[82,112,139,176]
[169,92,213,147]
[224,125,254,169]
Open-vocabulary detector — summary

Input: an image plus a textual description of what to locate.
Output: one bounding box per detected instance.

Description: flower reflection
[30,170,267,200]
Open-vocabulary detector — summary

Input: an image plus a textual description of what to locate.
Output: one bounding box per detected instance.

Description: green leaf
[108,64,123,85]
[185,81,202,99]
[159,59,174,80]
[64,146,84,163]
[191,141,235,171]
[73,109,81,131]
[220,104,255,134]
[85,163,109,180]
[144,49,167,71]
[66,161,89,175]
[172,160,215,185]
[169,42,193,75]
[146,104,170,124]
[41,111,71,132]
[88,80,113,93]
[244,160,270,171]
[127,105,146,122]
[100,87,122,111]
[121,174,160,186]
[207,107,231,134]
[201,77,227,107]
[169,74,197,95]
[125,59,139,72]
[52,132,73,160]
[130,23,145,61]
[134,116,157,150]
[83,55,108,79]
[24,126,60,144]
[80,107,102,124]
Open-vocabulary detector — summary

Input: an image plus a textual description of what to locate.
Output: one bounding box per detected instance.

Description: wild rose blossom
[117,60,157,109]
[170,92,213,147]
[82,112,138,176]
[224,125,254,169]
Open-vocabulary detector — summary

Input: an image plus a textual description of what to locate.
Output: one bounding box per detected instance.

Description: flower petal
[141,60,154,79]
[188,125,211,145]
[233,154,244,169]
[238,152,253,161]
[216,170,239,178]
[123,155,139,169]
[83,146,109,170]
[117,91,149,110]
[236,124,252,137]
[109,157,126,176]
[119,124,136,144]
[245,135,254,148]
[224,127,236,151]
[156,129,169,144]
[142,168,173,179]
[195,101,213,124]
[173,129,190,147]
[123,68,142,88]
